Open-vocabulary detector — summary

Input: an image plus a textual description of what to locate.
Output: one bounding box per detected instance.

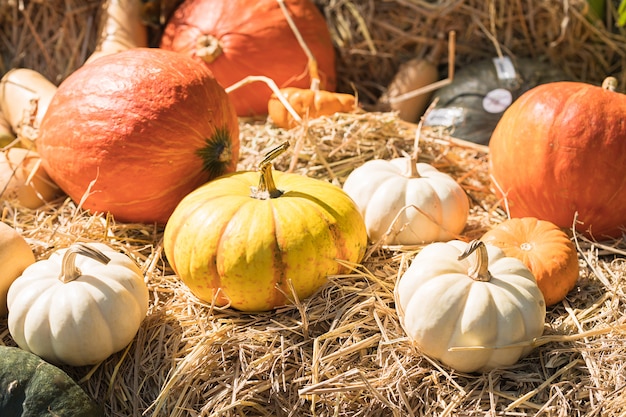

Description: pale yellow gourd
[0,147,62,208]
[0,109,15,147]
[7,242,149,366]
[395,240,546,373]
[0,68,58,147]
[0,221,35,317]
[86,0,149,64]
[342,153,469,245]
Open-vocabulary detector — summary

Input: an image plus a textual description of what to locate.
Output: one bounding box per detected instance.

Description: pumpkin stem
[251,141,290,199]
[601,76,618,92]
[60,243,111,283]
[407,121,422,178]
[458,240,492,282]
[195,34,223,64]
[277,0,320,90]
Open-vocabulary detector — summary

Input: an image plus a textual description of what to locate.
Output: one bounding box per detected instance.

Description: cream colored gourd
[0,221,35,317]
[7,242,149,366]
[395,240,546,373]
[86,0,149,64]
[0,109,15,147]
[378,55,439,122]
[0,68,58,147]
[342,131,469,245]
[0,147,62,208]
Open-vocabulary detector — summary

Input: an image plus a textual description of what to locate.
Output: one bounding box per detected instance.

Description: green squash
[0,346,104,417]
[425,57,569,145]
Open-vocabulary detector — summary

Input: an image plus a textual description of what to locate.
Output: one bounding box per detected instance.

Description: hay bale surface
[2,113,626,416]
[1,1,626,416]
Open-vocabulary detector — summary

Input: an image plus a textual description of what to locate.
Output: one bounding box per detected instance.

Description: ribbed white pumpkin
[342,156,469,245]
[395,240,546,373]
[7,242,149,366]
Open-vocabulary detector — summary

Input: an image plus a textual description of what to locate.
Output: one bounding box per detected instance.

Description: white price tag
[492,56,517,81]
[424,107,465,127]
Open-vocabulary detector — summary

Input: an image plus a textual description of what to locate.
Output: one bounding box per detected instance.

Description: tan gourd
[0,68,58,147]
[86,0,149,64]
[379,33,455,122]
[0,221,35,317]
[0,109,15,147]
[0,147,61,208]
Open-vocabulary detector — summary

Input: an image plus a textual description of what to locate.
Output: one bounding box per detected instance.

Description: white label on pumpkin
[493,56,517,80]
[482,88,513,113]
[424,107,465,127]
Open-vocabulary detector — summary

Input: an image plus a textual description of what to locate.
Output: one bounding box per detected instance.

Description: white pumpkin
[395,239,546,373]
[342,155,469,245]
[7,242,149,366]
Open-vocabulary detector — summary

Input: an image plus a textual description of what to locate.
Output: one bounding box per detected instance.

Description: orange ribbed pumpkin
[37,48,239,224]
[159,0,336,117]
[481,217,579,306]
[489,78,626,238]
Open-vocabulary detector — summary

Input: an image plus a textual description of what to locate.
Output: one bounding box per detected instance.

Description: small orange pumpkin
[481,217,579,306]
[268,87,356,128]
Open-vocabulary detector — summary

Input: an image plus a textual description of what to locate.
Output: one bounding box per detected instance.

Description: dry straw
[1,1,626,416]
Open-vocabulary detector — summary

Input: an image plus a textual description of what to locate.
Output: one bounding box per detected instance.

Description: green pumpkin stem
[60,243,111,283]
[252,141,290,199]
[458,240,492,282]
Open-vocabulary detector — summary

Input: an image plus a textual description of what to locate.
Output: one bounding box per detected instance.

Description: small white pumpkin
[7,242,149,366]
[342,153,469,245]
[395,239,546,373]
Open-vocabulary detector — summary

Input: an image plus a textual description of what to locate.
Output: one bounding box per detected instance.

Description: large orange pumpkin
[37,48,239,224]
[159,0,336,117]
[481,217,579,307]
[489,78,626,238]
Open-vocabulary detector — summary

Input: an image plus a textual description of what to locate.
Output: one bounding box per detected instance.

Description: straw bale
[2,0,625,98]
[1,111,626,417]
[1,1,626,416]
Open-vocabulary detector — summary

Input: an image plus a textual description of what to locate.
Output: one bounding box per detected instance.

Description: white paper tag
[492,56,517,81]
[424,107,465,127]
[482,88,513,113]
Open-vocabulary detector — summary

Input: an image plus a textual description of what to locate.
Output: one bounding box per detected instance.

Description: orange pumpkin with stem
[489,77,626,238]
[481,217,579,306]
[160,0,336,117]
[37,48,239,224]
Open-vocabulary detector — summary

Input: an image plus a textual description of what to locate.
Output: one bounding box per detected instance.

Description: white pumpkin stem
[458,240,492,282]
[602,76,618,92]
[251,141,290,199]
[407,120,423,178]
[60,243,111,283]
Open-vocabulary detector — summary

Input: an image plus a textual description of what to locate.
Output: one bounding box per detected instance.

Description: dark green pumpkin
[425,57,569,145]
[0,346,104,417]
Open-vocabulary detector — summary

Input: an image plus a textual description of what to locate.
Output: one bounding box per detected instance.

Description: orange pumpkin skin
[159,0,336,117]
[489,80,626,238]
[37,48,239,224]
[481,217,579,306]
